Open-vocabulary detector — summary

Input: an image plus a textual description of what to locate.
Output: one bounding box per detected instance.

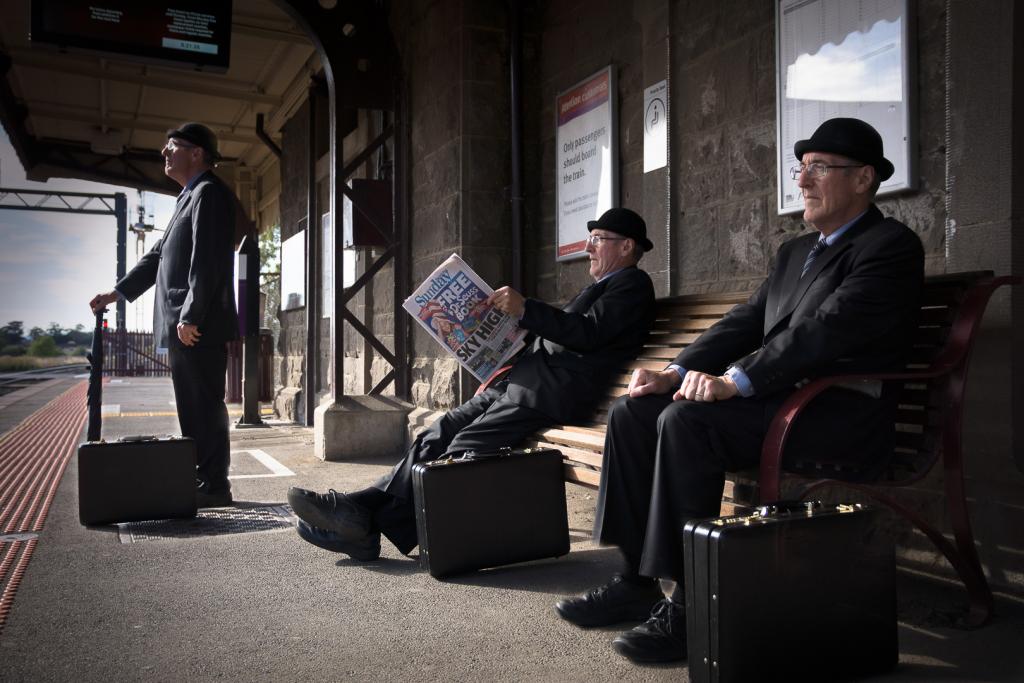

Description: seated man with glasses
[556,118,924,664]
[288,208,657,562]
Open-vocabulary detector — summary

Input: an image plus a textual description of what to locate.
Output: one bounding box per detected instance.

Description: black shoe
[295,520,381,561]
[612,598,688,664]
[287,487,372,541]
[555,574,664,628]
[196,482,232,508]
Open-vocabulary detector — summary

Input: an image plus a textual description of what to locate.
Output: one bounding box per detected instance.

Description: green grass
[0,355,89,372]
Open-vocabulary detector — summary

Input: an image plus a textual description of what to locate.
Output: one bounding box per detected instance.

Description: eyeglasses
[586,234,628,247]
[789,162,865,180]
[165,139,198,153]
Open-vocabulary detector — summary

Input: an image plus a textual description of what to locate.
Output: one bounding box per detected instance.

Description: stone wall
[271,0,1022,595]
[518,0,1023,595]
[273,98,311,422]
[392,0,513,409]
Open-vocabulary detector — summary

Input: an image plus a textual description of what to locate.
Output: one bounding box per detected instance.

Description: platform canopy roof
[0,0,318,194]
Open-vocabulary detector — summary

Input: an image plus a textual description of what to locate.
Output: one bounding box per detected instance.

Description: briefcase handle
[459,447,513,461]
[754,500,824,517]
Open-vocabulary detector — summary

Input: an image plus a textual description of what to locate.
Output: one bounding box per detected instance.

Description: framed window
[776,0,914,214]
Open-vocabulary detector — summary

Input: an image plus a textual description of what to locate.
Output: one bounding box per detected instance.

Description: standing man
[90,123,239,508]
[557,119,925,664]
[288,208,657,562]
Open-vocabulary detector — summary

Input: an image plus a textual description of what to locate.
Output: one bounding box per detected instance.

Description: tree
[259,223,281,278]
[0,321,24,347]
[28,326,46,341]
[28,335,60,357]
[67,326,92,347]
[46,322,72,346]
[259,223,281,329]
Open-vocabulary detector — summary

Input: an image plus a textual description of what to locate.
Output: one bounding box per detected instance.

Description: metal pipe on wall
[664,0,673,294]
[304,87,319,427]
[256,112,282,159]
[508,0,524,291]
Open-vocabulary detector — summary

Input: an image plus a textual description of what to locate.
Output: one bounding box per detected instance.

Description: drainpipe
[664,0,673,294]
[508,0,524,291]
[304,89,319,427]
[256,113,282,159]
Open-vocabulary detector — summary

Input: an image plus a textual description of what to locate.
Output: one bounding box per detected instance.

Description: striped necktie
[801,238,828,278]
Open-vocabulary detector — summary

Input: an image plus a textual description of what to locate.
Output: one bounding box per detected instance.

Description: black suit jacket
[117,171,240,348]
[676,205,924,396]
[506,266,655,423]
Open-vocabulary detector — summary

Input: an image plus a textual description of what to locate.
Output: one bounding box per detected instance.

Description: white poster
[555,66,617,261]
[776,0,913,214]
[644,80,667,173]
[321,213,332,318]
[280,228,305,311]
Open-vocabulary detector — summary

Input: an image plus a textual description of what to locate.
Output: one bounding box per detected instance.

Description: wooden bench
[515,271,1017,627]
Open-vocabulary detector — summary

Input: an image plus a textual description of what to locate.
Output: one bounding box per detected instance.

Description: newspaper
[403,254,528,383]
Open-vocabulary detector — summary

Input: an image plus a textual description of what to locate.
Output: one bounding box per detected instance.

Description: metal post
[86,310,105,441]
[114,193,128,376]
[114,193,128,330]
[236,235,264,426]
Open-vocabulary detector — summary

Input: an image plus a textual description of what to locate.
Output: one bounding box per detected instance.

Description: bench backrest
[528,271,1002,489]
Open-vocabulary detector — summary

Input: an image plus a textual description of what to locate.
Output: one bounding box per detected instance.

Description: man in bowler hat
[287,208,657,561]
[90,123,239,508]
[556,118,924,664]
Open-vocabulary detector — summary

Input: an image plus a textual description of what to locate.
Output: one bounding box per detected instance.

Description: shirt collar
[820,208,868,245]
[177,169,208,199]
[595,266,632,284]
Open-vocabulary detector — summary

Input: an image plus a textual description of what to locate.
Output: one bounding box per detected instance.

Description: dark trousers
[370,381,554,554]
[169,342,231,493]
[594,390,888,582]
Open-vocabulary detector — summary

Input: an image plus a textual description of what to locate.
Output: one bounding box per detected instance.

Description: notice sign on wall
[644,80,667,173]
[555,66,618,261]
[30,0,232,72]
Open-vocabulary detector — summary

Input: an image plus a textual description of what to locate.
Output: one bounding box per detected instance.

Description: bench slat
[535,426,605,451]
[526,440,604,468]
[565,465,601,487]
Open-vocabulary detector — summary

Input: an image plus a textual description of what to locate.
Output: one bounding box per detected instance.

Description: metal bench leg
[942,419,995,627]
[799,479,993,627]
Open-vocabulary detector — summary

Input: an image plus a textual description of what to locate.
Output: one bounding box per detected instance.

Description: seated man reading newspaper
[289,207,657,561]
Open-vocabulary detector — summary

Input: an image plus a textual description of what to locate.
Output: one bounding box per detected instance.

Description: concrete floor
[0,377,1022,682]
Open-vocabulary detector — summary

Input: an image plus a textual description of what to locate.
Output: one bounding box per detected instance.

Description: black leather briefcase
[77,311,197,526]
[78,435,198,525]
[683,502,897,683]
[412,447,570,578]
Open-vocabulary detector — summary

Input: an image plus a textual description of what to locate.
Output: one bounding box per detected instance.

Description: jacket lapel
[769,206,882,333]
[564,279,603,313]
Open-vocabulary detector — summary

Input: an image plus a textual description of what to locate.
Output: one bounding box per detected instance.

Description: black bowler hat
[794,118,894,181]
[587,207,653,252]
[167,122,222,161]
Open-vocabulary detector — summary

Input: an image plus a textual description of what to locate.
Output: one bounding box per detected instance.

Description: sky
[0,128,176,334]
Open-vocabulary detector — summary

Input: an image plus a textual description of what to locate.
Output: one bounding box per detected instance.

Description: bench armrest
[474,365,513,397]
[758,367,951,503]
[759,274,1020,503]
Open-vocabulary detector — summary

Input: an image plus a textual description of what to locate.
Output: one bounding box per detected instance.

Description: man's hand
[89,291,119,314]
[675,371,739,402]
[628,367,681,398]
[487,286,526,318]
[177,322,201,347]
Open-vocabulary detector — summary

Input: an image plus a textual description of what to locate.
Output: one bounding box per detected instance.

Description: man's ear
[855,165,876,194]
